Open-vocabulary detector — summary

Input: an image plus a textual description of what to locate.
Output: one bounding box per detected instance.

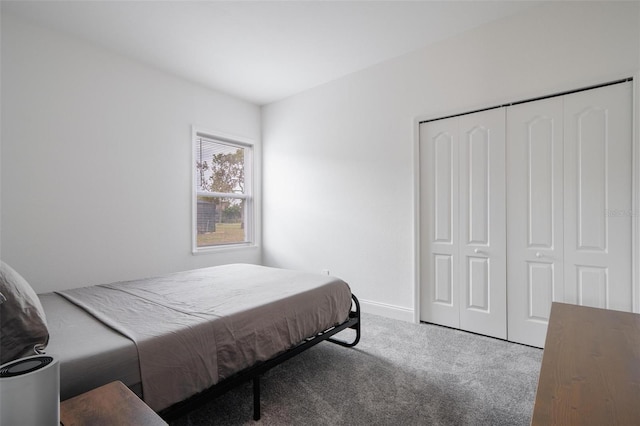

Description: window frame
[191,128,255,253]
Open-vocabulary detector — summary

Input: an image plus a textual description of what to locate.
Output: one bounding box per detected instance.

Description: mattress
[43,264,352,411]
[39,293,141,400]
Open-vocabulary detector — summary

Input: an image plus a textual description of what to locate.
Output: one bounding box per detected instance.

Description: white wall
[1,14,262,293]
[262,2,640,321]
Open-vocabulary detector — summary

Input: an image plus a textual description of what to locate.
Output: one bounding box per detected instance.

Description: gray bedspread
[57,263,352,411]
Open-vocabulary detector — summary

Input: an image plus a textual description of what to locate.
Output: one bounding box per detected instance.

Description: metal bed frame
[159,294,361,422]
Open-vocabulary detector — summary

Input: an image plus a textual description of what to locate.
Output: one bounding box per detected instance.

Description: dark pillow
[0,261,49,364]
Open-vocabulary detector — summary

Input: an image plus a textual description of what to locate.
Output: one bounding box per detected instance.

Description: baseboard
[358,298,415,323]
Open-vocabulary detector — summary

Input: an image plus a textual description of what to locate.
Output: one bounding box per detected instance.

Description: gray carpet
[170,313,543,426]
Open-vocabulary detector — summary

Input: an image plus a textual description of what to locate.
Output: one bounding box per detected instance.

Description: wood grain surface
[60,381,167,426]
[532,302,640,425]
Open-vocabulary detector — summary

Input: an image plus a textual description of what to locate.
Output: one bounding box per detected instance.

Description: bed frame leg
[327,294,361,347]
[253,376,261,421]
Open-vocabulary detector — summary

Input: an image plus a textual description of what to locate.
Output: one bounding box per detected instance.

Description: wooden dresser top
[532,302,640,425]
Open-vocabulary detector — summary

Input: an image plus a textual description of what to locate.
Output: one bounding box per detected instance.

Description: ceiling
[2,1,539,105]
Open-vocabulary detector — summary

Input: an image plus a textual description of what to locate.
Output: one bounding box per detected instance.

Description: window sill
[192,242,258,255]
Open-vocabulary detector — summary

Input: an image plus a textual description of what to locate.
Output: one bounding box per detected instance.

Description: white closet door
[419,117,460,328]
[564,82,633,312]
[458,108,507,339]
[506,97,564,347]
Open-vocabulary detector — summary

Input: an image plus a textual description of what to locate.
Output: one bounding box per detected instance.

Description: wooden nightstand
[60,381,167,425]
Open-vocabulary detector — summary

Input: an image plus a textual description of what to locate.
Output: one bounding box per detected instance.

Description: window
[193,130,253,251]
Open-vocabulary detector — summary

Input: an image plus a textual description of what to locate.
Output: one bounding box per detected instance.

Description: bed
[2,262,360,421]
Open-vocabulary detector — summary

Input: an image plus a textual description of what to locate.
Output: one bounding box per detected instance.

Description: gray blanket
[58,264,352,411]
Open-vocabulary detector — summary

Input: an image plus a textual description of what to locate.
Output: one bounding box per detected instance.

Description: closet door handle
[474,248,487,255]
[535,252,542,258]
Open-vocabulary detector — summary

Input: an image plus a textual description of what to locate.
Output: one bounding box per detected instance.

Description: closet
[419,108,507,339]
[419,81,634,347]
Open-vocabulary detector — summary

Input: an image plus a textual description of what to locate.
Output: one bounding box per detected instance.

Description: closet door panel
[564,82,633,312]
[577,266,608,307]
[468,257,489,310]
[459,108,506,339]
[507,97,564,348]
[468,129,490,244]
[419,117,460,328]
